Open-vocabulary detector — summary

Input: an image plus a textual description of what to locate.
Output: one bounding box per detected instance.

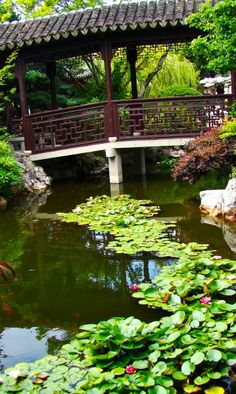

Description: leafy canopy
[187,0,236,74]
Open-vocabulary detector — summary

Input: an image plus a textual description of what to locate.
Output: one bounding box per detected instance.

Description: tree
[186,0,236,74]
[2,0,103,20]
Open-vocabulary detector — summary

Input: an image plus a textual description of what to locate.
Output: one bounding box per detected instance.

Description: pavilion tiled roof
[0,0,215,52]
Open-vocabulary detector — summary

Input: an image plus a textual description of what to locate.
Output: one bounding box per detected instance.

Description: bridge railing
[24,102,106,152]
[23,94,233,153]
[113,94,233,139]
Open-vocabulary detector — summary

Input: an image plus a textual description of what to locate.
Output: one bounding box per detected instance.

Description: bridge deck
[22,94,232,158]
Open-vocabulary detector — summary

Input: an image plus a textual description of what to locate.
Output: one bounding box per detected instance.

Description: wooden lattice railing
[22,94,233,153]
[114,94,233,139]
[24,102,106,152]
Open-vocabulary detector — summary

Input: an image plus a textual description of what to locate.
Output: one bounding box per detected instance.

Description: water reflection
[201,215,236,254]
[0,175,236,370]
[0,327,68,371]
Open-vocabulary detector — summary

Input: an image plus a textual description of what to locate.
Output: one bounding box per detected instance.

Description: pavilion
[0,0,234,182]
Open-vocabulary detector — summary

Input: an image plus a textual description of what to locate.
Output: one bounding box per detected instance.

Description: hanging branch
[139,45,171,98]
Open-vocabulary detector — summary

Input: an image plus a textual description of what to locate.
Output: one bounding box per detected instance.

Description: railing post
[23,116,35,153]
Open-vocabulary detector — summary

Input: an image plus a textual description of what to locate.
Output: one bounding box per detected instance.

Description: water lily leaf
[169,294,182,306]
[215,322,227,332]
[112,367,125,375]
[220,289,236,296]
[173,371,187,380]
[190,351,205,365]
[151,361,167,375]
[204,387,225,394]
[184,385,202,393]
[190,320,200,328]
[181,335,196,345]
[166,331,181,342]
[181,361,195,376]
[172,311,185,325]
[148,350,161,363]
[148,386,168,394]
[226,352,236,365]
[79,324,97,332]
[137,372,155,387]
[133,360,149,369]
[192,310,205,322]
[207,372,221,379]
[194,375,210,385]
[156,376,173,387]
[206,349,222,362]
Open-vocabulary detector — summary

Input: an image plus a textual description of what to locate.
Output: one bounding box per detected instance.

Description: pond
[0,174,235,372]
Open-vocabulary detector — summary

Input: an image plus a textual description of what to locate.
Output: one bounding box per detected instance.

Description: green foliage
[0,140,22,196]
[157,86,202,98]
[219,119,236,140]
[57,195,210,257]
[1,195,236,393]
[0,52,17,113]
[137,52,199,98]
[229,102,236,118]
[187,0,236,74]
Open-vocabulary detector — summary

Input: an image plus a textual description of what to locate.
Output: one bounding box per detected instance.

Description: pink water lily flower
[125,365,137,374]
[200,296,211,305]
[130,284,139,292]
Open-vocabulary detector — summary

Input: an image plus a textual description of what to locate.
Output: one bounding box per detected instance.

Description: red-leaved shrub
[171,128,236,183]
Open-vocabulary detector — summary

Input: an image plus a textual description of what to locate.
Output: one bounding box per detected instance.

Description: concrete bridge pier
[106,146,147,186]
[106,146,123,184]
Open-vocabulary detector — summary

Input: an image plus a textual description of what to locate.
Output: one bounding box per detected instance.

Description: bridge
[0,0,235,182]
[20,93,231,182]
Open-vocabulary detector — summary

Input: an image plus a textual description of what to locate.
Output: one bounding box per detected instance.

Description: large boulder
[200,178,236,221]
[15,151,51,193]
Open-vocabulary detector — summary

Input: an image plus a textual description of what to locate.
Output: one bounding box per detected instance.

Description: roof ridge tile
[0,0,208,51]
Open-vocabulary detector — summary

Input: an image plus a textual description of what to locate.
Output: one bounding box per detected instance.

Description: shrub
[157,85,202,98]
[0,140,22,196]
[219,119,236,140]
[171,128,236,183]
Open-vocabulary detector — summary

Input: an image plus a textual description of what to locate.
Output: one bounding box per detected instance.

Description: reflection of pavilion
[0,0,235,182]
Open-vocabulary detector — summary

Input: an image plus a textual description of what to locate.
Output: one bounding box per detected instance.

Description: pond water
[0,174,235,372]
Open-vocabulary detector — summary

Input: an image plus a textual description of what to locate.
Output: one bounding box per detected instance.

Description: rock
[200,189,224,217]
[223,178,236,220]
[0,196,7,209]
[32,182,47,191]
[14,151,51,194]
[222,222,236,253]
[200,178,236,221]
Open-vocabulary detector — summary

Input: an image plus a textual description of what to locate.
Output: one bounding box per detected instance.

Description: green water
[0,175,235,371]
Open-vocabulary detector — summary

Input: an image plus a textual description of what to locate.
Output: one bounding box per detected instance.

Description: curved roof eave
[0,0,207,52]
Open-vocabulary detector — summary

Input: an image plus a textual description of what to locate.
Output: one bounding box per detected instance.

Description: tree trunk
[139,46,171,98]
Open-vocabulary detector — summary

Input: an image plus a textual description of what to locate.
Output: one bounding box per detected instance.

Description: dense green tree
[186,0,236,74]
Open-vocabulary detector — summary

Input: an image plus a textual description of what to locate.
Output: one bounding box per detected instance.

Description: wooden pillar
[15,57,27,117]
[46,61,58,110]
[127,46,138,99]
[102,40,117,140]
[15,57,35,152]
[102,40,113,102]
